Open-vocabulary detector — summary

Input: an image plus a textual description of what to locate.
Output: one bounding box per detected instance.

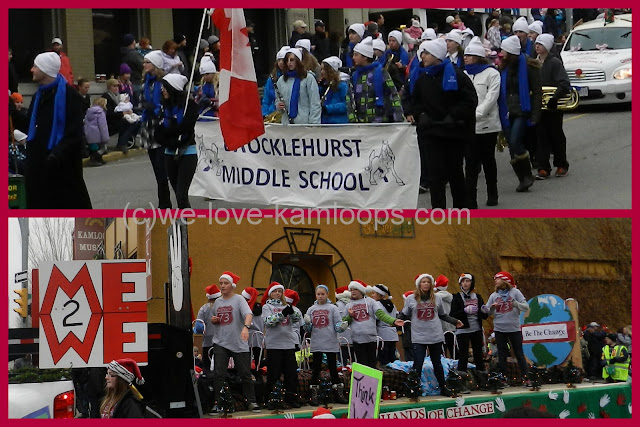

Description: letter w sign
[37,260,148,368]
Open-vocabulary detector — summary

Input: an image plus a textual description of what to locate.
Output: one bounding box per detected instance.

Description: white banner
[189,120,420,208]
[522,323,569,342]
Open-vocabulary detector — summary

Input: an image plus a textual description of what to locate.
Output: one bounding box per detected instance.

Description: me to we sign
[37,260,147,369]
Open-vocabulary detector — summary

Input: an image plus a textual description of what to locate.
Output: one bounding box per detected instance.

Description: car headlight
[613,67,632,79]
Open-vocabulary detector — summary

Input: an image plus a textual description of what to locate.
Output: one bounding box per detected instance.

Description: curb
[83,148,147,167]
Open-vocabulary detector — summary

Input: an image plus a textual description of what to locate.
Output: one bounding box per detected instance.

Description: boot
[309,385,319,406]
[477,370,489,391]
[333,383,348,404]
[486,185,498,206]
[510,151,535,192]
[286,392,301,408]
[440,385,455,397]
[458,371,472,394]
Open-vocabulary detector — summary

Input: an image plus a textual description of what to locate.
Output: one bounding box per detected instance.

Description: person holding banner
[154,74,199,209]
[275,48,321,125]
[482,271,530,385]
[210,272,261,413]
[344,280,404,369]
[303,284,349,405]
[401,274,463,397]
[197,284,221,374]
[318,56,350,124]
[262,282,303,408]
[261,46,288,118]
[141,50,171,209]
[404,38,477,209]
[101,359,145,418]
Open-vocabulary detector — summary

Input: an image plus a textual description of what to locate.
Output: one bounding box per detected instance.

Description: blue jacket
[261,73,281,117]
[321,81,349,124]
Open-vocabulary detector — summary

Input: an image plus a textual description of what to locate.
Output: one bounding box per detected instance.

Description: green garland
[9,367,72,384]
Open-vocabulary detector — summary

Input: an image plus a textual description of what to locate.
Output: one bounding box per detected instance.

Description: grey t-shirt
[212,294,252,353]
[402,294,446,345]
[456,293,481,335]
[336,299,352,345]
[376,303,399,342]
[346,297,380,344]
[262,302,299,350]
[306,303,342,353]
[486,288,528,333]
[197,302,218,347]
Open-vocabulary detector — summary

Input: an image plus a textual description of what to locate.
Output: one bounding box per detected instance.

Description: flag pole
[184,8,209,115]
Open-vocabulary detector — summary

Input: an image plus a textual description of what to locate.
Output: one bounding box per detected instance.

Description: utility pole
[566,8,573,31]
[17,218,29,327]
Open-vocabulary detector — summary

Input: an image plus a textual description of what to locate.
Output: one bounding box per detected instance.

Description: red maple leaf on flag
[577,403,587,413]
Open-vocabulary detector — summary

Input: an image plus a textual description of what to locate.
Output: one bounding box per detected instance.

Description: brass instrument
[384,53,396,71]
[541,86,580,111]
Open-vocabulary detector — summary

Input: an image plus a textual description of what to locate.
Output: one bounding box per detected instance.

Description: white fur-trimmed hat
[414,273,435,289]
[348,280,368,295]
[335,286,351,300]
[372,284,392,299]
[219,271,240,289]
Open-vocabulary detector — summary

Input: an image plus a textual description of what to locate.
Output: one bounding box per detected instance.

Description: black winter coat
[539,55,571,101]
[154,99,199,150]
[450,292,488,330]
[112,390,145,418]
[120,46,144,85]
[504,58,542,124]
[405,65,478,139]
[24,83,92,208]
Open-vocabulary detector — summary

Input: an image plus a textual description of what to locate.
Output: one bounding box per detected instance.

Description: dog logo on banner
[365,141,405,186]
[197,136,224,176]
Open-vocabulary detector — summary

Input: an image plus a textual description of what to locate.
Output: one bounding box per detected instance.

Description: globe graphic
[519,294,575,367]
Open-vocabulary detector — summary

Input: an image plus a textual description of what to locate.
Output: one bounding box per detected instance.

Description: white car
[561,13,631,104]
[8,379,75,418]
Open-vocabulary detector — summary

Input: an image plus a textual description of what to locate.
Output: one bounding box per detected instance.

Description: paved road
[84,104,631,210]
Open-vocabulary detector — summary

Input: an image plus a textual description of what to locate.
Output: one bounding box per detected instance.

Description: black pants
[353,342,378,368]
[417,134,431,189]
[524,124,538,163]
[413,342,445,387]
[422,134,466,209]
[465,132,498,208]
[340,345,355,367]
[311,352,340,384]
[495,331,528,378]
[213,346,256,404]
[148,147,171,208]
[203,345,213,375]
[377,341,397,366]
[443,332,458,359]
[457,330,486,372]
[165,153,197,209]
[266,348,298,396]
[536,110,569,173]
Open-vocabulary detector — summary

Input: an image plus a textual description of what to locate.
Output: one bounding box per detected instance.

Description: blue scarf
[202,82,215,99]
[163,104,184,128]
[285,70,301,119]
[383,46,409,67]
[455,54,464,69]
[523,38,534,56]
[464,63,494,75]
[27,74,67,151]
[498,288,510,299]
[345,42,356,67]
[142,73,163,122]
[498,54,531,129]
[409,59,458,94]
[352,62,384,107]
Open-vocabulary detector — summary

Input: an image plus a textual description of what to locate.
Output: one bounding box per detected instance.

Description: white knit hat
[501,35,522,55]
[536,34,555,53]
[372,38,386,53]
[445,30,462,46]
[13,129,28,142]
[461,28,475,38]
[419,38,447,61]
[286,47,302,62]
[348,23,366,39]
[348,280,368,296]
[33,52,61,78]
[421,28,437,41]
[295,38,311,52]
[388,30,403,45]
[276,45,290,60]
[144,50,164,69]
[353,36,374,59]
[163,74,188,91]
[322,56,342,71]
[513,16,530,33]
[199,55,216,74]
[414,273,435,289]
[529,21,544,36]
[464,36,487,57]
[445,16,455,24]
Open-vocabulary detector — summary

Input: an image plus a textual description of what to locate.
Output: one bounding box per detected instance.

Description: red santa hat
[494,271,515,287]
[108,358,144,385]
[241,287,259,309]
[312,407,336,419]
[335,286,351,300]
[403,290,414,300]
[284,289,300,306]
[219,271,240,289]
[435,274,449,291]
[414,273,434,289]
[348,280,368,296]
[205,284,221,300]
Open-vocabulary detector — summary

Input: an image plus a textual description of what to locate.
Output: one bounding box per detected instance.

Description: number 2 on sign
[63,300,83,327]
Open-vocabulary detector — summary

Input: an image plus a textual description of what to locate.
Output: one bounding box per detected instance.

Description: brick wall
[64,9,95,84]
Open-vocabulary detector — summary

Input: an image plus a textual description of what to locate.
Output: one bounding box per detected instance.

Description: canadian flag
[212,9,265,150]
